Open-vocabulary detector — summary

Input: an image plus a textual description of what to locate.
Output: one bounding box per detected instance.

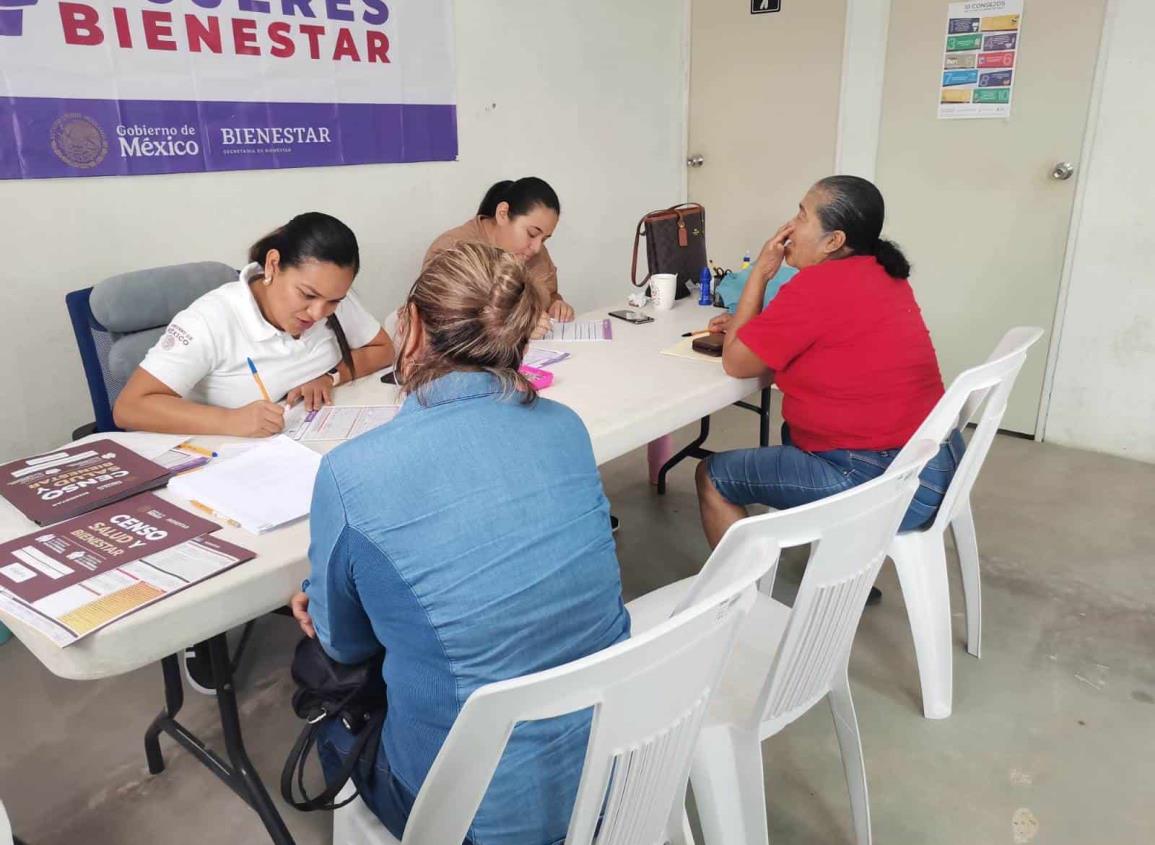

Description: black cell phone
[608,309,654,325]
[380,370,398,385]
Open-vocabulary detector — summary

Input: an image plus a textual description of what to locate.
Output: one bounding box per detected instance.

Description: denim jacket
[306,371,630,844]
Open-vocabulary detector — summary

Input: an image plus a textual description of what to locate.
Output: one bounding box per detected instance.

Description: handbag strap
[630,203,706,287]
[630,210,650,288]
[280,705,386,812]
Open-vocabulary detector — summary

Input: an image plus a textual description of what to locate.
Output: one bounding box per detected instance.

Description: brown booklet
[0,439,171,526]
[0,492,254,646]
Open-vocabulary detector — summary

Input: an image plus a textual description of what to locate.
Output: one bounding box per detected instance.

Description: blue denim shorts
[707,426,967,532]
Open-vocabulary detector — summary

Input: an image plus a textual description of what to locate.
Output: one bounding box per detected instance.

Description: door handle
[687,154,705,168]
[1051,161,1076,181]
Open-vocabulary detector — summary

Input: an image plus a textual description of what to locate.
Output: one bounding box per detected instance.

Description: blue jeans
[707,425,966,532]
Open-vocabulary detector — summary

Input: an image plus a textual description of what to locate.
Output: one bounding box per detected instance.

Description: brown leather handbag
[631,203,707,300]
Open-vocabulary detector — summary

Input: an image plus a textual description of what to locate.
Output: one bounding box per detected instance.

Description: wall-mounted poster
[0,0,457,179]
[938,0,1023,119]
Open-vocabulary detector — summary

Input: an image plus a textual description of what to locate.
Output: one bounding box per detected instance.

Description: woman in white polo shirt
[115,212,394,436]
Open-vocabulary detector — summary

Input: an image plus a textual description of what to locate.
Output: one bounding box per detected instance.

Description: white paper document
[522,346,571,368]
[284,405,400,442]
[168,436,322,533]
[539,319,613,342]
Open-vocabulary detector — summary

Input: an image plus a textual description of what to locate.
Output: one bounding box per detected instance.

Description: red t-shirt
[737,255,944,453]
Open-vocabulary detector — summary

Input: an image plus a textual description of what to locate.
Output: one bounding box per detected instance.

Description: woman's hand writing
[226,401,285,437]
[547,298,575,322]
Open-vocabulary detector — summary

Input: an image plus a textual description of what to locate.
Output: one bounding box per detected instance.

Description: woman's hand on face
[547,298,575,322]
[227,400,285,438]
[531,311,552,340]
[753,222,794,279]
[290,591,315,638]
[708,313,733,334]
[287,375,334,412]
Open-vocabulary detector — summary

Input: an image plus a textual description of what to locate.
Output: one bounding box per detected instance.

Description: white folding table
[0,299,768,843]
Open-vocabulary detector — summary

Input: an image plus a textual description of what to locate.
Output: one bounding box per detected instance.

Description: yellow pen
[246,356,272,402]
[188,499,242,529]
[180,443,218,459]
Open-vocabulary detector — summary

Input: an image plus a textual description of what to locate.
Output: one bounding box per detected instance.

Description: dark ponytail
[814,175,911,279]
[248,211,360,377]
[871,239,911,280]
[477,177,561,220]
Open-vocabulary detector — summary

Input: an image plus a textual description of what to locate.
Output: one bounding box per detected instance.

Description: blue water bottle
[698,266,712,306]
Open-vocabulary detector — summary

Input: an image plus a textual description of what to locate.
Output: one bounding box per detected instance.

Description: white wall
[0,0,687,458]
[1045,0,1155,463]
[834,0,891,179]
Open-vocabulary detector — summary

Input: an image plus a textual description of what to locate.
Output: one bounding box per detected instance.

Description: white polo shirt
[140,263,382,408]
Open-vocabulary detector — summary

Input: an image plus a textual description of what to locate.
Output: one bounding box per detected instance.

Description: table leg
[142,633,295,845]
[647,435,675,486]
[733,386,773,448]
[144,654,184,775]
[656,417,714,495]
[207,635,295,845]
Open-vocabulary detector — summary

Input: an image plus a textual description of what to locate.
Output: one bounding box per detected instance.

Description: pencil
[180,443,218,459]
[188,499,242,529]
[246,357,272,402]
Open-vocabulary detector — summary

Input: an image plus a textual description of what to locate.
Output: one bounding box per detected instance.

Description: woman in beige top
[424,177,576,332]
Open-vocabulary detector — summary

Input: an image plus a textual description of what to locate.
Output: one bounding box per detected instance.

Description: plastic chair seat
[332,783,400,845]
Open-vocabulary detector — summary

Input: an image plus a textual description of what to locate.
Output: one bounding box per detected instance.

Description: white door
[877,0,1108,434]
[687,0,848,269]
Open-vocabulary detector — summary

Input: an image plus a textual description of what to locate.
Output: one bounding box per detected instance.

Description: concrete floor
[2,402,1153,845]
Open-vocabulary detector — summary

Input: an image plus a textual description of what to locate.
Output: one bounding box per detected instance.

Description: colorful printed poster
[938,0,1024,119]
[0,0,457,179]
[0,493,253,645]
[0,439,170,526]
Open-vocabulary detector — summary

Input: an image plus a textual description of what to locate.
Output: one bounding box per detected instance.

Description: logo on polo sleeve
[160,323,194,352]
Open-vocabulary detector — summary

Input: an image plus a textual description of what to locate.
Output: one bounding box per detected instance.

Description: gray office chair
[67,261,237,435]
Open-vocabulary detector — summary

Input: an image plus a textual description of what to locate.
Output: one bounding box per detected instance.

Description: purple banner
[0,97,458,180]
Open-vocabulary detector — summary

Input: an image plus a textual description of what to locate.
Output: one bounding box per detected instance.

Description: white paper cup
[650,273,677,311]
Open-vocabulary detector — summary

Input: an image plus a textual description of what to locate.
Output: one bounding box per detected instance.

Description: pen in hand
[246,357,272,402]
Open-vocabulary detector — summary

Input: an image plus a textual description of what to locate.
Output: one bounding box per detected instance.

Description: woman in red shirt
[699,176,964,569]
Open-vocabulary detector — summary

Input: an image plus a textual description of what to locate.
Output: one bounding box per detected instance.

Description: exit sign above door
[751,0,782,13]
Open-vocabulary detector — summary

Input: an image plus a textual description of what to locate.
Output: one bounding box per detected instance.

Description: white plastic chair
[627,441,936,845]
[888,326,1043,719]
[333,563,766,845]
[0,798,13,845]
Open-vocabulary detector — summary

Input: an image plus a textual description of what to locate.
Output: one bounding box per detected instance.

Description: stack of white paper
[168,436,322,533]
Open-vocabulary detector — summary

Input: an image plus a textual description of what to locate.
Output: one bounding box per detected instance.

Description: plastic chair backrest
[894,326,1044,531]
[665,442,935,732]
[65,287,122,433]
[757,444,932,727]
[398,579,760,845]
